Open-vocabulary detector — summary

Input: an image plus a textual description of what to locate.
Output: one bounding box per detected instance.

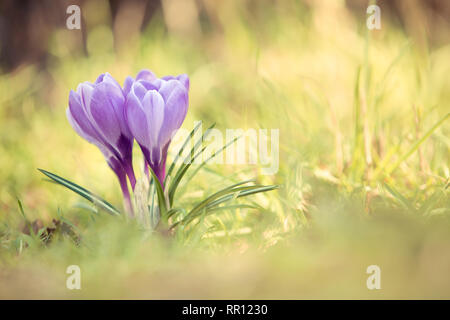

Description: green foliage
[38,169,120,216]
[0,1,449,299]
[38,129,278,232]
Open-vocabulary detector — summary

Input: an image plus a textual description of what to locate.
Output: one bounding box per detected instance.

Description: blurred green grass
[0,0,449,298]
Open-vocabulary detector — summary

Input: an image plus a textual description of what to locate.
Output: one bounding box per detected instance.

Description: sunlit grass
[0,1,449,298]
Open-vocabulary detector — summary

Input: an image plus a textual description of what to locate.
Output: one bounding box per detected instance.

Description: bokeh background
[0,0,449,299]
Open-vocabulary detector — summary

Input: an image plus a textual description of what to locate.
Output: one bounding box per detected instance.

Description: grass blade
[386,113,449,176]
[168,145,207,205]
[184,136,241,186]
[169,135,241,205]
[204,185,279,211]
[383,183,417,213]
[186,180,256,217]
[147,167,167,220]
[38,168,121,216]
[165,121,203,180]
[177,183,278,227]
[167,124,216,205]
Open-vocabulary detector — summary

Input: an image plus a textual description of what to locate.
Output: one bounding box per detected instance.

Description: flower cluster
[67,70,189,215]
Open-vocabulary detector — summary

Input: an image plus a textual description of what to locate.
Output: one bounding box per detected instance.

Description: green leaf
[73,202,99,215]
[38,169,121,216]
[383,183,417,213]
[147,166,167,220]
[169,132,241,207]
[166,207,187,219]
[187,180,257,218]
[167,123,216,205]
[17,199,33,235]
[205,203,260,213]
[385,113,449,176]
[168,145,207,205]
[184,136,241,187]
[420,188,446,216]
[204,185,278,211]
[172,182,278,228]
[165,121,202,180]
[17,199,27,220]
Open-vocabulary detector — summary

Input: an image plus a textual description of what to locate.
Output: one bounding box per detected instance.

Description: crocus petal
[68,72,137,209]
[122,69,190,190]
[95,73,105,84]
[67,106,95,144]
[158,79,187,104]
[158,80,189,145]
[162,74,189,90]
[68,90,103,145]
[123,76,134,96]
[177,74,190,90]
[142,90,165,148]
[125,92,151,149]
[77,82,95,109]
[136,69,157,81]
[102,73,122,88]
[139,79,160,91]
[103,78,133,140]
[132,81,150,101]
[67,106,116,161]
[87,82,124,149]
[100,74,133,139]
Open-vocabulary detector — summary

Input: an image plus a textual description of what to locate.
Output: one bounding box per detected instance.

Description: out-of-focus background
[2,0,450,72]
[0,0,449,299]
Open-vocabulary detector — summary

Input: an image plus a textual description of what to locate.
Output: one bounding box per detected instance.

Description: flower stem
[124,161,136,190]
[118,173,134,218]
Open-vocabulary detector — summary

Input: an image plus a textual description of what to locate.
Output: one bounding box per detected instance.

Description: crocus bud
[124,70,189,188]
[66,73,136,214]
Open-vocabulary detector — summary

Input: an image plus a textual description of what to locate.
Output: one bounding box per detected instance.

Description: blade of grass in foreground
[165,121,203,181]
[38,169,120,216]
[184,136,240,186]
[170,135,241,204]
[203,185,279,212]
[186,180,257,217]
[384,113,449,176]
[172,183,278,228]
[383,182,417,214]
[168,123,216,206]
[168,145,207,205]
[147,166,167,218]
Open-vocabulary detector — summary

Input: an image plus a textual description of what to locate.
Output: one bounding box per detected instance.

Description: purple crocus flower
[124,70,189,188]
[66,73,136,214]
